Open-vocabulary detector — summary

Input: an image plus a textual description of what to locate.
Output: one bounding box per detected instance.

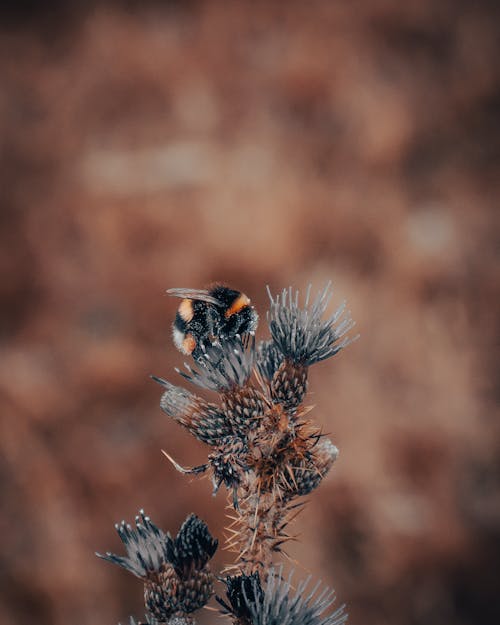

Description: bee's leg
[206,305,221,344]
[219,314,237,343]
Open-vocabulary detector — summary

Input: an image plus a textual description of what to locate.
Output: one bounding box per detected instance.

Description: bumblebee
[168,285,258,359]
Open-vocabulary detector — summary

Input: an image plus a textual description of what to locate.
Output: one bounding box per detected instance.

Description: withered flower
[216,572,263,624]
[152,377,231,446]
[244,568,347,625]
[266,282,356,366]
[97,512,217,622]
[97,510,170,579]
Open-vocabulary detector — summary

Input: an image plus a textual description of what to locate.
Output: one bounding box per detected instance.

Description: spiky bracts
[155,284,355,574]
[152,377,232,446]
[266,283,355,367]
[97,512,217,623]
[217,569,348,625]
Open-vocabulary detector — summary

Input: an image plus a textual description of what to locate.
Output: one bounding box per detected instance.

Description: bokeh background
[1,1,498,624]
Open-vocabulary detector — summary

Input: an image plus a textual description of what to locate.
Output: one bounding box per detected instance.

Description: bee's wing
[166,288,223,306]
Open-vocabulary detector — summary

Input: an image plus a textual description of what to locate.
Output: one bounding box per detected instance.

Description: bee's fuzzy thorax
[170,285,258,361]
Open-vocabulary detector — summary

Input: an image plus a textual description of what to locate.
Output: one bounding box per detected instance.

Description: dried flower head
[97,512,217,621]
[216,571,264,624]
[165,512,218,578]
[255,339,283,382]
[96,510,170,579]
[266,282,356,366]
[177,337,256,392]
[218,568,347,625]
[153,376,232,446]
[247,568,348,625]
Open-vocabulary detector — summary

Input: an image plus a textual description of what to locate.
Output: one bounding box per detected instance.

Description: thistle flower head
[210,435,248,492]
[96,510,169,579]
[267,283,356,366]
[153,376,232,446]
[177,337,255,392]
[256,339,284,382]
[98,513,218,620]
[280,437,339,498]
[244,568,348,625]
[165,513,218,578]
[217,572,263,622]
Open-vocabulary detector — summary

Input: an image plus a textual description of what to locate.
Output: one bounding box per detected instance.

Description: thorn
[150,375,168,387]
[297,404,316,419]
[161,449,208,475]
[285,464,298,489]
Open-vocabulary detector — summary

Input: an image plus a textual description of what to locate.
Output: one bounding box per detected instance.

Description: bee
[167,285,258,359]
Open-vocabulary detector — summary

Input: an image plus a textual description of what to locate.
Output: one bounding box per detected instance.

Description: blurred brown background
[0,1,499,624]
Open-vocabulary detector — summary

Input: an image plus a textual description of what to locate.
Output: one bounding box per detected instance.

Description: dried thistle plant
[97,282,356,625]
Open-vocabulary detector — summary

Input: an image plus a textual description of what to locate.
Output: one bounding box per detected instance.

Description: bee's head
[235,303,258,336]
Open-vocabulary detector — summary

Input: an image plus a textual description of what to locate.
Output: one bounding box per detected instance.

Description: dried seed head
[209,435,249,504]
[281,438,339,498]
[165,513,218,578]
[98,513,217,618]
[256,339,283,382]
[217,572,263,623]
[267,283,356,366]
[145,566,213,618]
[153,376,232,446]
[245,567,348,625]
[177,337,255,392]
[96,510,170,579]
[270,360,308,412]
[221,386,267,434]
